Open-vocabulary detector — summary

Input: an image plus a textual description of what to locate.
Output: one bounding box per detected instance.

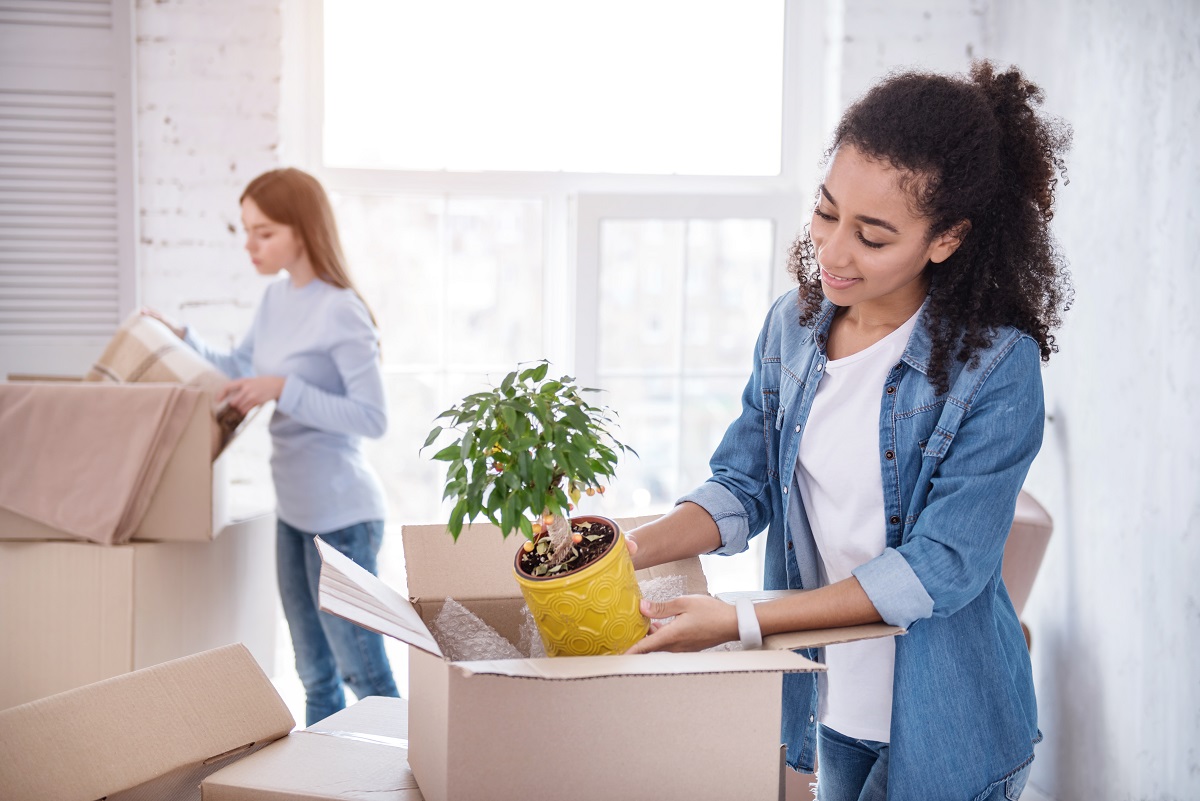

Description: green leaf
[530,362,549,382]
[431,442,461,462]
[423,427,443,448]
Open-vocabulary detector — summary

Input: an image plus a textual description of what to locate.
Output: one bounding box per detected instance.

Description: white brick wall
[135,0,285,518]
[135,0,283,346]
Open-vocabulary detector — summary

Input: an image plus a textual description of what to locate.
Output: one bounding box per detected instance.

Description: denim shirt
[679,291,1041,800]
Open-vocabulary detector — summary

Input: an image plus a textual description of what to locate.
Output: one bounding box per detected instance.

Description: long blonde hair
[241,168,377,326]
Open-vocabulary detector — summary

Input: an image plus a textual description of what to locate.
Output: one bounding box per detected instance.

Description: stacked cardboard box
[0,380,277,710]
[0,643,295,801]
[202,696,421,800]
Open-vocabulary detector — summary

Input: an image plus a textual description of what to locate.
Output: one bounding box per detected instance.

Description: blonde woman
[147,168,398,725]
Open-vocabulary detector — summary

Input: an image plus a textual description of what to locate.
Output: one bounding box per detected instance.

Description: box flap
[0,643,294,801]
[453,647,821,679]
[763,623,904,651]
[316,536,443,657]
[402,514,696,601]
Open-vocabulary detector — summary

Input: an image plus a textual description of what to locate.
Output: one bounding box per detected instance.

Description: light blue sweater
[186,277,388,533]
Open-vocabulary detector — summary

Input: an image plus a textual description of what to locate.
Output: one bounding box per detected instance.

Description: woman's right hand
[140,307,185,339]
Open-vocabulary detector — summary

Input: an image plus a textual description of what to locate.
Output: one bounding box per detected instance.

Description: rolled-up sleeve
[677,481,753,556]
[853,547,934,628]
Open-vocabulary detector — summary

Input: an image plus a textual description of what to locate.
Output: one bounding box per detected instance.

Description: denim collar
[813,297,936,377]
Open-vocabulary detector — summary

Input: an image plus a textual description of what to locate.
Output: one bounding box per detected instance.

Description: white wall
[985,2,1200,799]
[134,0,283,516]
[136,0,282,344]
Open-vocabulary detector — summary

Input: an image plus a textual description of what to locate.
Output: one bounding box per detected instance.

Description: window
[290,0,828,598]
[322,0,785,175]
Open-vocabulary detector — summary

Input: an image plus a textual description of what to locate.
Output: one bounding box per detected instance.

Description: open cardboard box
[0,514,278,710]
[0,380,232,543]
[317,515,902,801]
[0,643,295,801]
[201,696,423,800]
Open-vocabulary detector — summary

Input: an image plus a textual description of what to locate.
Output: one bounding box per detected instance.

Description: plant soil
[517,518,616,579]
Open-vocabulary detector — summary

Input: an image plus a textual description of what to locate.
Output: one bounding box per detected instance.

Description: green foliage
[423,361,634,541]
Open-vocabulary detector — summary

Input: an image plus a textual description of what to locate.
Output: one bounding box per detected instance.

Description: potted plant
[423,361,646,656]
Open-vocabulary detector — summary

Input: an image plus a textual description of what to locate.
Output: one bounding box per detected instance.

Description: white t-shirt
[795,308,920,743]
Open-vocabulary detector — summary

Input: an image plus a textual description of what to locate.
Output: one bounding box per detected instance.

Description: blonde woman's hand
[218,376,285,414]
[624,595,739,655]
[139,307,186,339]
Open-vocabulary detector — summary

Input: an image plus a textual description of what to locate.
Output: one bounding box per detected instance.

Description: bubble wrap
[638,574,689,603]
[430,598,524,661]
[518,606,547,659]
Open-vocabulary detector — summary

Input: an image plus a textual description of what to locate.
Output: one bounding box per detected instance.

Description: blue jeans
[277,518,399,725]
[816,725,1031,801]
[817,725,889,801]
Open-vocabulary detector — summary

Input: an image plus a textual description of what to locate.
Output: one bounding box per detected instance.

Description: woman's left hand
[218,376,286,414]
[624,595,739,655]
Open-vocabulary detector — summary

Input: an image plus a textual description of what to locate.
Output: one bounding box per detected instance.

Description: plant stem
[545,510,573,566]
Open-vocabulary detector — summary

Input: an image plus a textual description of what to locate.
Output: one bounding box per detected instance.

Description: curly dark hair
[787,61,1073,394]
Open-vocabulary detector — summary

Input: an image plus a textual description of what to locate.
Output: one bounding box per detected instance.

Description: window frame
[284,0,830,575]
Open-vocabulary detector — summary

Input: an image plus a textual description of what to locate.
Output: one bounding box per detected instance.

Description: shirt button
[885,450,895,460]
[787,541,794,550]
[782,486,788,494]
[890,515,900,524]
[886,386,896,394]
[816,362,824,372]
[809,715,815,723]
[794,424,801,433]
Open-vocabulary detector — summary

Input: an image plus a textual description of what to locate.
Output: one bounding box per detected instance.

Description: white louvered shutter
[0,0,136,377]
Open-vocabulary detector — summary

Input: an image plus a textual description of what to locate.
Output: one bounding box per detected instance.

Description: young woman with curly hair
[624,62,1071,801]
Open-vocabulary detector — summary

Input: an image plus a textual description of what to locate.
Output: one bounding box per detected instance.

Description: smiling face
[810,144,964,323]
[241,197,314,284]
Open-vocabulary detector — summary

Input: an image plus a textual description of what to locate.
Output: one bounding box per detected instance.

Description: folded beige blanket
[84,313,243,459]
[0,383,200,544]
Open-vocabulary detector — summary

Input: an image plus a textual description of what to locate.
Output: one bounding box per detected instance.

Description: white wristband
[735,598,763,650]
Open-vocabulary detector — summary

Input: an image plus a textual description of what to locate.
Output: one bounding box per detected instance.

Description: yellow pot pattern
[513,516,648,656]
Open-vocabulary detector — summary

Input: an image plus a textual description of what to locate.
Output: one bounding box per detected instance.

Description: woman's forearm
[756,576,883,635]
[627,501,722,569]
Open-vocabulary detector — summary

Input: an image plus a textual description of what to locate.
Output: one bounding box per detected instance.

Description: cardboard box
[0,642,295,801]
[201,696,423,800]
[0,381,232,543]
[318,515,903,801]
[0,514,278,710]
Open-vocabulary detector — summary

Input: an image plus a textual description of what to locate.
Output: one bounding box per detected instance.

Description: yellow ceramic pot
[513,515,648,656]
